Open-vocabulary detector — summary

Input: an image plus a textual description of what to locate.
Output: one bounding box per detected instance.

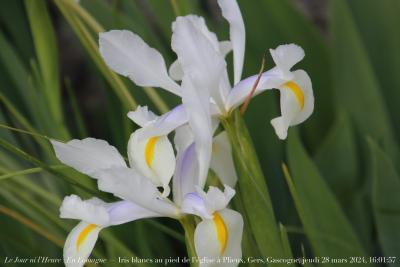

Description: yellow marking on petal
[145,136,160,168]
[76,224,97,251]
[213,212,228,255]
[284,81,304,109]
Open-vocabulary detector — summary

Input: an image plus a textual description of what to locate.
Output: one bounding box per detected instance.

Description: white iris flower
[99,0,314,188]
[51,122,243,267]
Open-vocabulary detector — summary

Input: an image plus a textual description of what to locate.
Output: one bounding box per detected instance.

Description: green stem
[221,111,287,265]
[180,216,199,267]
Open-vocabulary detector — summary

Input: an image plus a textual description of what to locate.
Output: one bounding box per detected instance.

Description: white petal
[173,142,199,205]
[173,124,194,154]
[168,59,184,81]
[201,185,235,212]
[127,105,158,127]
[127,131,175,194]
[50,138,126,178]
[271,70,313,140]
[225,69,284,110]
[168,41,232,82]
[107,200,163,225]
[96,167,179,218]
[63,221,102,267]
[60,195,110,226]
[211,132,238,187]
[269,44,304,79]
[218,0,245,84]
[287,70,314,125]
[171,15,228,107]
[99,30,180,95]
[181,76,213,188]
[219,41,232,57]
[194,209,243,267]
[135,104,188,141]
[181,192,212,219]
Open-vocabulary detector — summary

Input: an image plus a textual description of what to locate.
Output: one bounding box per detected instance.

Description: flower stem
[221,111,287,264]
[180,216,199,267]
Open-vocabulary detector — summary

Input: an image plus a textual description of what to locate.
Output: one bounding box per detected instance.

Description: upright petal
[50,138,126,178]
[270,44,304,79]
[217,0,245,84]
[194,209,243,267]
[127,105,158,127]
[200,185,235,212]
[180,76,213,188]
[96,167,180,218]
[99,30,180,95]
[171,15,228,107]
[210,132,238,187]
[173,142,199,205]
[173,124,194,154]
[64,221,102,267]
[168,41,232,82]
[127,131,175,194]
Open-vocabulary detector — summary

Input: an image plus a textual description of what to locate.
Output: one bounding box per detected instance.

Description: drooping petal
[96,167,180,218]
[194,209,243,267]
[168,41,232,81]
[135,104,188,141]
[171,15,228,107]
[269,44,304,80]
[210,132,238,187]
[127,105,158,127]
[217,0,245,84]
[173,142,199,205]
[50,138,126,178]
[127,131,175,194]
[180,76,213,188]
[99,30,180,95]
[60,195,110,226]
[63,221,102,267]
[271,69,314,139]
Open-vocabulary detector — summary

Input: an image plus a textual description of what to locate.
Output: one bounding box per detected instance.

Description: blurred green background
[1,0,400,266]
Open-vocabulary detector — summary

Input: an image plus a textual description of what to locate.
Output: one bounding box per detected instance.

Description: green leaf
[314,111,373,251]
[25,0,63,129]
[285,132,369,260]
[369,138,400,264]
[347,0,400,140]
[330,0,398,160]
[222,111,286,263]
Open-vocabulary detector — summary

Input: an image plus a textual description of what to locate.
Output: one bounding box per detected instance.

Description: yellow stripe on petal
[213,212,228,255]
[284,81,304,109]
[145,136,160,168]
[76,224,97,250]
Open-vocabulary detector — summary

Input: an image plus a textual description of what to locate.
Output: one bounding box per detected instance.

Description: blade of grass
[0,138,98,195]
[0,204,64,247]
[0,165,66,181]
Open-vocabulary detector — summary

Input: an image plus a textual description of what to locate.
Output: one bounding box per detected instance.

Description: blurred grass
[1,0,400,266]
